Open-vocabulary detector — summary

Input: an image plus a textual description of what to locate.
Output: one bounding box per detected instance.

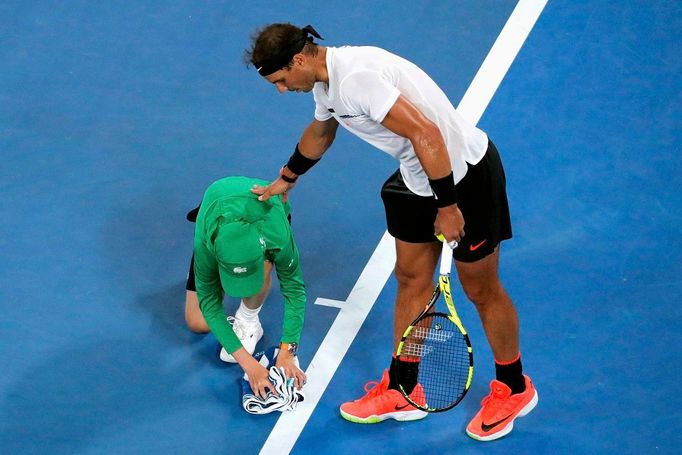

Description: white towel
[241,347,305,414]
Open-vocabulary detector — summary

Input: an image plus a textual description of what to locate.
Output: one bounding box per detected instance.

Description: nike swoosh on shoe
[481,414,513,432]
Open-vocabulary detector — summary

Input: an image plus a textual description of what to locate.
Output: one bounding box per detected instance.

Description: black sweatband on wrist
[280,168,298,183]
[286,144,320,176]
[429,171,457,207]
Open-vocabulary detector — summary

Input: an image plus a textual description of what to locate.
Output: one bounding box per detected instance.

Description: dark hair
[243,23,319,71]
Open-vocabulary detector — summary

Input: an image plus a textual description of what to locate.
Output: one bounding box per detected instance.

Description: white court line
[457,0,549,125]
[313,298,346,309]
[260,1,548,453]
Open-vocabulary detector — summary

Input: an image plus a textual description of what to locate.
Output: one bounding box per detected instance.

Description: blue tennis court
[1,1,680,454]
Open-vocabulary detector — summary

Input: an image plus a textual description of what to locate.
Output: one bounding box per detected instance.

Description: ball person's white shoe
[220,315,264,363]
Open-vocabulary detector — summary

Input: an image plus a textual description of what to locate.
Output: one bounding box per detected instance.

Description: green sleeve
[193,240,242,354]
[271,235,306,345]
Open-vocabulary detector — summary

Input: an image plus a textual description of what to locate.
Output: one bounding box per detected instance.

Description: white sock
[236,300,261,323]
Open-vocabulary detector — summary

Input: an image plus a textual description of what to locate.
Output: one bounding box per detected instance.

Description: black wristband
[286,143,320,175]
[280,168,298,183]
[428,172,457,207]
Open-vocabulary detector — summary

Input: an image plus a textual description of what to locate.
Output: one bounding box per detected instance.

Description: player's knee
[394,262,432,289]
[184,291,208,332]
[186,317,209,333]
[261,272,273,293]
[185,310,209,333]
[461,280,501,307]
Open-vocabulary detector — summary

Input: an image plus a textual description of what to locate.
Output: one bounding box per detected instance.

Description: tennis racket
[395,239,474,412]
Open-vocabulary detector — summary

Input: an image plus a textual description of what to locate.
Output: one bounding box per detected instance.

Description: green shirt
[193,176,306,354]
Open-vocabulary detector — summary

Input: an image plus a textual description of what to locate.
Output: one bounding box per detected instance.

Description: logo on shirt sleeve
[327,107,362,119]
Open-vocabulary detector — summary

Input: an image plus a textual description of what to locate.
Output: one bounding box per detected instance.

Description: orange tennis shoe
[339,370,428,424]
[466,375,538,441]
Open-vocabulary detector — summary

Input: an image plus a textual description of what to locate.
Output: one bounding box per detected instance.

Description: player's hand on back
[251,178,294,202]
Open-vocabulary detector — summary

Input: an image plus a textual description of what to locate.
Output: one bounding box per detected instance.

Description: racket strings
[402,313,471,410]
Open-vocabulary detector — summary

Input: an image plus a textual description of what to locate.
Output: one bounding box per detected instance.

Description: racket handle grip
[439,239,455,274]
[436,233,458,250]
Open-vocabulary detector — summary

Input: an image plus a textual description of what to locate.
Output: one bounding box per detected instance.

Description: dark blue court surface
[1,1,680,454]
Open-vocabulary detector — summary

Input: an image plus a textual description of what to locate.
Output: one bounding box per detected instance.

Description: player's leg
[184,204,209,333]
[392,240,441,350]
[243,260,273,309]
[185,291,209,333]
[453,140,537,441]
[185,253,209,333]
[219,261,272,363]
[458,251,537,441]
[339,170,437,424]
[455,248,519,362]
[454,139,524,364]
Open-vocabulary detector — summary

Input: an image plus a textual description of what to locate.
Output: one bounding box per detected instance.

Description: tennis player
[184,176,307,397]
[245,24,537,440]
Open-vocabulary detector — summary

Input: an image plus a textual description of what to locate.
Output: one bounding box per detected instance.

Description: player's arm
[194,241,274,397]
[230,349,274,399]
[298,117,339,159]
[271,236,307,388]
[381,95,464,242]
[252,117,339,201]
[193,241,240,352]
[381,96,450,180]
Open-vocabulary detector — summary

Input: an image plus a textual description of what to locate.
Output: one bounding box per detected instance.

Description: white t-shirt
[312,46,488,196]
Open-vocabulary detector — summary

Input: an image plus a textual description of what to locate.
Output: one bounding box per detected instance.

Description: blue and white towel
[241,347,305,415]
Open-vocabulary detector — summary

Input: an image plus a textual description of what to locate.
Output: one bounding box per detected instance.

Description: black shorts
[185,205,292,291]
[185,204,200,292]
[380,139,512,263]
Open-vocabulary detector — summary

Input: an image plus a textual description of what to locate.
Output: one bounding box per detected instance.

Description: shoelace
[480,383,512,419]
[226,316,245,339]
[227,316,261,340]
[361,379,388,400]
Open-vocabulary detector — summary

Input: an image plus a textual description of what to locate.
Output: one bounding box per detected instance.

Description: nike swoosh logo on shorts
[469,239,487,251]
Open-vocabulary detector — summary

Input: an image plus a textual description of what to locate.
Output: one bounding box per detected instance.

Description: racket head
[395,311,474,412]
